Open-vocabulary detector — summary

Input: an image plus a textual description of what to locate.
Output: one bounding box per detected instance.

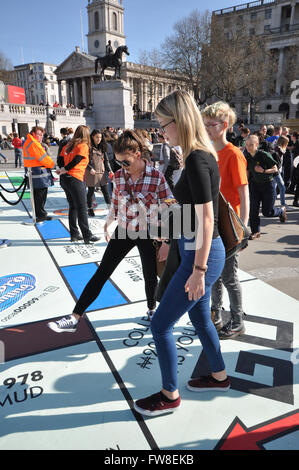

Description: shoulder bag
[218,192,250,259]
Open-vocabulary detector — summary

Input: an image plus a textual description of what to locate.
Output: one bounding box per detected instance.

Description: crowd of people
[3,91,299,418]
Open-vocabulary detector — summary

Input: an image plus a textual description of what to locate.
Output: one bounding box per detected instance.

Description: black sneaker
[211,309,223,331]
[88,208,95,217]
[218,320,245,340]
[147,309,155,320]
[71,235,83,242]
[47,315,79,333]
[84,235,100,244]
[293,199,299,207]
[36,216,52,223]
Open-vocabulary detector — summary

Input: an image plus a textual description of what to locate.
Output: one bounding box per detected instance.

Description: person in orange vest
[56,125,100,244]
[23,126,55,222]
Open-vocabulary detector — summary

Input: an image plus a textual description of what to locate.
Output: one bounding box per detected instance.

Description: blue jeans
[273,173,286,206]
[249,180,284,234]
[151,236,226,392]
[14,148,23,167]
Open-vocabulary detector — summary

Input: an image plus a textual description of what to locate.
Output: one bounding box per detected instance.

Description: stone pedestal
[92,80,134,130]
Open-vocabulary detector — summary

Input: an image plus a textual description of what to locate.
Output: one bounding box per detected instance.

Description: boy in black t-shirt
[245,135,287,238]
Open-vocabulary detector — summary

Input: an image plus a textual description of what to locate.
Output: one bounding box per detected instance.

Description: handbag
[218,191,250,259]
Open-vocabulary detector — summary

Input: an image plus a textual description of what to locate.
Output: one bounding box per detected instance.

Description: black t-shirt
[174,150,220,239]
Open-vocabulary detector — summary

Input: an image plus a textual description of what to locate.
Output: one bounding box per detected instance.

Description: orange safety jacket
[23,133,55,169]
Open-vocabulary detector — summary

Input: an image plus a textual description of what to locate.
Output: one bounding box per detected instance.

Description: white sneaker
[47,315,78,333]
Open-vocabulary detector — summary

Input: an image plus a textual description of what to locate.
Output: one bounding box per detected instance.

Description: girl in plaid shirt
[48,130,172,334]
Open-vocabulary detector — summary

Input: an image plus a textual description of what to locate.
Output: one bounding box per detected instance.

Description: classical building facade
[55,0,189,116]
[212,0,299,123]
[14,63,67,106]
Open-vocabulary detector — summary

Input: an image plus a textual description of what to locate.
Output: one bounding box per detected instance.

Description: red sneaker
[134,392,181,417]
[187,375,230,392]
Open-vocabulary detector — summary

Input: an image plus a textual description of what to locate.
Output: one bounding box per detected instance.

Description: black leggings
[73,227,158,315]
[87,185,111,208]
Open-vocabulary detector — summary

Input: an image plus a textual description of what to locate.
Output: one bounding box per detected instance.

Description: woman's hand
[57,167,67,175]
[104,222,111,243]
[184,271,205,302]
[90,168,96,175]
[157,242,170,262]
[109,171,114,179]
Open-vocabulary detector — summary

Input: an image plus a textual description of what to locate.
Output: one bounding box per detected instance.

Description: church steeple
[86,0,126,57]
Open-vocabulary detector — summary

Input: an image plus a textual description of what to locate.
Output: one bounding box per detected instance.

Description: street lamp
[43,77,50,134]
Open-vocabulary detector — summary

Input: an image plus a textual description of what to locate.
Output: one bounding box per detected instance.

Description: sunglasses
[160,119,175,134]
[115,159,131,168]
[204,123,223,129]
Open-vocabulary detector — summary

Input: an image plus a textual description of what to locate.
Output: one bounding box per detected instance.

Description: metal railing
[265,22,299,34]
[213,0,275,15]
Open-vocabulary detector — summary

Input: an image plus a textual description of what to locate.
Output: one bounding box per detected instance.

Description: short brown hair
[113,129,148,155]
[277,135,289,148]
[241,127,250,136]
[30,126,45,135]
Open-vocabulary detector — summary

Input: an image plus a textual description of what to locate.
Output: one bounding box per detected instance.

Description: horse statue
[95,45,130,81]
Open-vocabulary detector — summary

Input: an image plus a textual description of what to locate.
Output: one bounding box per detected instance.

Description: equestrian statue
[95,44,130,81]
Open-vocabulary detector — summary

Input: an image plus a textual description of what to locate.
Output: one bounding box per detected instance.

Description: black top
[246,150,277,184]
[174,150,220,239]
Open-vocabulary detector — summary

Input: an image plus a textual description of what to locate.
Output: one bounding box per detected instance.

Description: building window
[266,104,272,110]
[94,11,99,30]
[112,12,117,30]
[159,84,163,96]
[265,9,272,20]
[264,24,271,32]
[249,28,255,36]
[251,12,257,20]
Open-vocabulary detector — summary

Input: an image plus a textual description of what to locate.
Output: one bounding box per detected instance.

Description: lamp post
[43,77,50,135]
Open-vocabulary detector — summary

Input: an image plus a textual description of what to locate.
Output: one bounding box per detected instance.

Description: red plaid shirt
[108,164,172,231]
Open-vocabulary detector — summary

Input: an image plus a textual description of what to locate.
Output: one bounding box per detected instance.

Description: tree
[0,51,14,85]
[161,9,212,105]
[206,18,275,103]
[138,48,164,69]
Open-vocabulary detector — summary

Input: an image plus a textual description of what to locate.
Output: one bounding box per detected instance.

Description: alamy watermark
[290,80,299,105]
[108,199,203,250]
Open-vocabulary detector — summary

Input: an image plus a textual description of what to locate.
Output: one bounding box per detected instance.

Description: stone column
[66,80,71,106]
[74,79,79,107]
[290,2,296,27]
[82,78,87,106]
[276,48,284,95]
[139,80,144,112]
[58,81,63,106]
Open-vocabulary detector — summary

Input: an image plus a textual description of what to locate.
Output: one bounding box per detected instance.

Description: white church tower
[86,0,126,58]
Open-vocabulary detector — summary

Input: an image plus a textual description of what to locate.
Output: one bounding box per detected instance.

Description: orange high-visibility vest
[23,134,55,169]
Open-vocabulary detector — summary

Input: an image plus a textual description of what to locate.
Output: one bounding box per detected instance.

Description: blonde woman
[202,102,249,339]
[134,90,229,417]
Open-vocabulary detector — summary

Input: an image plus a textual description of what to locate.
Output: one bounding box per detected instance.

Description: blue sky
[0,0,240,67]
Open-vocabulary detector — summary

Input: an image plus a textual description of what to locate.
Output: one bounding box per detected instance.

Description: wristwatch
[193,264,208,273]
